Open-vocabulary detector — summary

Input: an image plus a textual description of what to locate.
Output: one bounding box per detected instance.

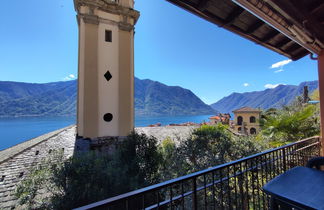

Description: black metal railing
[75,136,320,210]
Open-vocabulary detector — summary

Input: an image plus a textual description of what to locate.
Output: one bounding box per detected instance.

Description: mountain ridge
[0,78,216,117]
[210,81,318,113]
[135,77,217,116]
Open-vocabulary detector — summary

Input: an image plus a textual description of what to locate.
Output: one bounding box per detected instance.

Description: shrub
[175,124,264,174]
[15,131,161,209]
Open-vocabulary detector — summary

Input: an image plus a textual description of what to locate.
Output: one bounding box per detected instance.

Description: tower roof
[232,107,261,113]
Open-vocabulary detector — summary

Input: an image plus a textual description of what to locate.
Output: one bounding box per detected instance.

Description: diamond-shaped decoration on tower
[104,71,112,82]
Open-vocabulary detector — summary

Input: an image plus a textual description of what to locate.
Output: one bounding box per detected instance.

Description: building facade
[233,107,261,135]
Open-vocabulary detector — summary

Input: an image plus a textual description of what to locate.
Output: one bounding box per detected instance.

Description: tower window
[105,30,112,42]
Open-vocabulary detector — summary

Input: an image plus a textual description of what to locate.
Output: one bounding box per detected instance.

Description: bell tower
[74,0,139,139]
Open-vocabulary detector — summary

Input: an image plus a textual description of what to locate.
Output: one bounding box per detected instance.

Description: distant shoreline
[0,114,76,118]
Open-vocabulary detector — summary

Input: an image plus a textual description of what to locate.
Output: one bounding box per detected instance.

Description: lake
[0,115,212,150]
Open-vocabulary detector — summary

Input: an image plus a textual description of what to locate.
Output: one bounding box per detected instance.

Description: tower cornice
[74,0,140,25]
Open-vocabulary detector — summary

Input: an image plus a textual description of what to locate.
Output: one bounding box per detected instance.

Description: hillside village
[1,0,323,208]
[209,107,261,135]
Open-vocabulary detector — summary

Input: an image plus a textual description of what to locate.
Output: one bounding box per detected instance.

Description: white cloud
[243,83,250,87]
[62,77,71,81]
[270,59,292,69]
[62,74,77,81]
[264,83,285,89]
[274,69,284,73]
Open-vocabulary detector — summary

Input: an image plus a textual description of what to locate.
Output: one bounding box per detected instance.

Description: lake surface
[135,115,212,127]
[0,115,212,150]
[0,116,76,151]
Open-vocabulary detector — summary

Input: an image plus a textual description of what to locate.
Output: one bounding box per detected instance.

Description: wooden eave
[166,0,324,60]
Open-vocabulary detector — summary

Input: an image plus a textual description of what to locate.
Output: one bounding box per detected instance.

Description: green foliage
[113,131,162,188]
[15,151,65,210]
[16,126,266,209]
[15,132,161,210]
[261,98,320,145]
[166,124,265,175]
[158,137,178,180]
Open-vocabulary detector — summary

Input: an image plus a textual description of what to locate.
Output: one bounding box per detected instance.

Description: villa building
[209,113,231,125]
[233,107,261,135]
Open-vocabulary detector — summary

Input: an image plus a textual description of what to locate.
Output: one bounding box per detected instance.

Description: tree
[261,101,319,146]
[175,124,265,174]
[15,131,162,210]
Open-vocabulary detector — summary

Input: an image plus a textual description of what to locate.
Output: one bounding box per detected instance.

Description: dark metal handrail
[75,136,320,210]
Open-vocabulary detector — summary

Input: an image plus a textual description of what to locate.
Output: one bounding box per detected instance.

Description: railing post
[317,50,324,155]
[319,137,321,156]
[192,177,197,210]
[283,148,287,171]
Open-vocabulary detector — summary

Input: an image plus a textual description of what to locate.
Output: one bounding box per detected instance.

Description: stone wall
[0,125,198,209]
[135,126,198,146]
[0,126,76,209]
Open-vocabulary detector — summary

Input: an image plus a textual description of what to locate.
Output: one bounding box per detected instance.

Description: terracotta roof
[209,116,221,120]
[232,107,261,112]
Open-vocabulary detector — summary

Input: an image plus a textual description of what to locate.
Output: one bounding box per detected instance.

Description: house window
[250,127,256,135]
[105,30,112,42]
[237,116,243,125]
[250,116,256,123]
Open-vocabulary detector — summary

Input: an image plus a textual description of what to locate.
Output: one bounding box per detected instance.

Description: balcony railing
[75,136,320,210]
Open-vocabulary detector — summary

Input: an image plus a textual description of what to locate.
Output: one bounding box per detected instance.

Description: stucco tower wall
[75,0,139,138]
[118,29,134,136]
[77,13,99,137]
[97,15,120,137]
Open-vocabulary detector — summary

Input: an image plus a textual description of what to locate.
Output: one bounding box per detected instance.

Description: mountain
[0,80,77,117]
[210,81,318,113]
[135,78,217,116]
[0,78,216,117]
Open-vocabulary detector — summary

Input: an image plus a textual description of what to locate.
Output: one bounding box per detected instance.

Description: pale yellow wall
[97,19,120,137]
[77,20,85,136]
[119,0,134,8]
[97,11,120,23]
[209,119,218,124]
[234,112,260,134]
[75,0,138,138]
[118,29,134,136]
[210,119,216,124]
[81,22,99,138]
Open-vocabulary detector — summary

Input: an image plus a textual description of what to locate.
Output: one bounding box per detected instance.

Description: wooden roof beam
[269,0,324,47]
[232,0,321,55]
[310,2,324,15]
[246,20,264,34]
[293,49,309,60]
[285,43,301,54]
[198,0,209,11]
[275,38,291,49]
[261,30,279,43]
[222,6,245,26]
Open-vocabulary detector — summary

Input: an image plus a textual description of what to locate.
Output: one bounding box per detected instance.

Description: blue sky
[0,0,318,104]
